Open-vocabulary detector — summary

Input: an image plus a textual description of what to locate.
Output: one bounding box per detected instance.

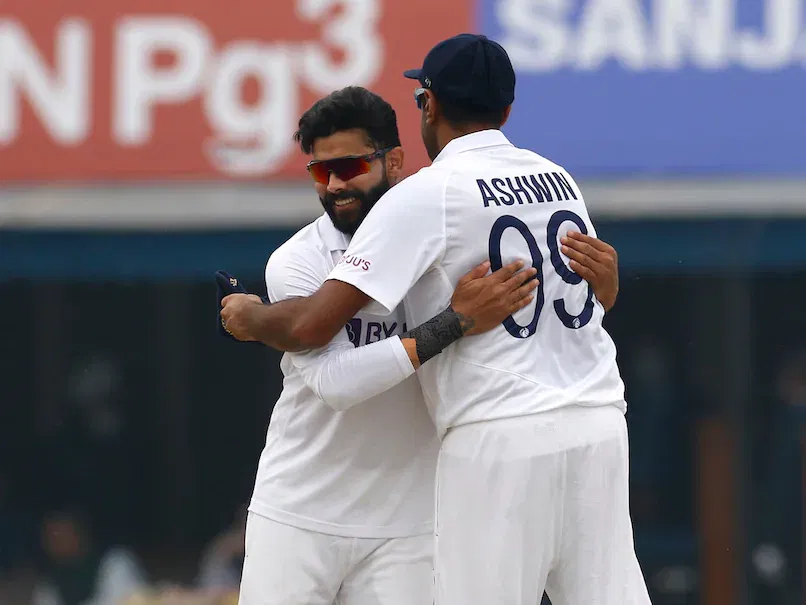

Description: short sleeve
[265,241,328,303]
[326,171,446,315]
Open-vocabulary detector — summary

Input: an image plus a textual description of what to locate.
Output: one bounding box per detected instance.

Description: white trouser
[434,404,652,605]
[238,512,433,605]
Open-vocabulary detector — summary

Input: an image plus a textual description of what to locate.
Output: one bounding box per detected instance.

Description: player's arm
[560,231,620,311]
[239,244,413,410]
[292,260,537,410]
[290,329,414,411]
[220,281,371,352]
[220,228,617,352]
[221,175,448,351]
[283,260,538,408]
[294,317,457,412]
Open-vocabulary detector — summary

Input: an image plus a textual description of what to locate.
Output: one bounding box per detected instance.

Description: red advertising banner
[0,0,470,182]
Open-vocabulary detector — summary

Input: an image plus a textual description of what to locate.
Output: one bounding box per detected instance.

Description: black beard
[320,176,391,235]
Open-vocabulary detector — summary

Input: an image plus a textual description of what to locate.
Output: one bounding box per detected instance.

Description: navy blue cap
[404,33,515,111]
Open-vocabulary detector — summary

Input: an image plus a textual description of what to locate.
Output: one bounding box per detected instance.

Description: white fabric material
[238,513,433,605]
[249,214,438,539]
[293,334,415,412]
[434,405,651,605]
[328,129,626,439]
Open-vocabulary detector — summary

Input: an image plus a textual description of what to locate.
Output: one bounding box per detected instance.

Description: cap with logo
[214,270,268,345]
[404,33,516,112]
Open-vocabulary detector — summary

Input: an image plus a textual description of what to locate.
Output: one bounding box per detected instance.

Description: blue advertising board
[480,0,806,176]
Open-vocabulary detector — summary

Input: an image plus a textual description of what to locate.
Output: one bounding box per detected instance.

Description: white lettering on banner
[576,0,648,70]
[654,0,733,69]
[298,0,383,94]
[114,17,213,146]
[497,0,806,72]
[0,0,383,177]
[737,0,802,69]
[0,18,90,145]
[203,44,297,176]
[496,0,572,71]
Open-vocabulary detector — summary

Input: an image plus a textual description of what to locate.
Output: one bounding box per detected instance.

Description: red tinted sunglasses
[306,147,393,185]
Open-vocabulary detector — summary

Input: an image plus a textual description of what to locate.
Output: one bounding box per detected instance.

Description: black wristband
[401,305,465,365]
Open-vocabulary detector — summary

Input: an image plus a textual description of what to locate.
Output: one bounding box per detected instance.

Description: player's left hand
[451,260,538,336]
[560,232,619,312]
[220,293,264,341]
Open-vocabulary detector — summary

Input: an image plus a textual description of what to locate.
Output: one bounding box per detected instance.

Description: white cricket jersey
[328,130,626,439]
[249,215,439,539]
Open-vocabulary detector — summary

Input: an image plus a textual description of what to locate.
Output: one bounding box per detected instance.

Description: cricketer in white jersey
[234,86,544,605]
[337,36,649,604]
[327,127,652,604]
[222,85,640,605]
[243,213,437,605]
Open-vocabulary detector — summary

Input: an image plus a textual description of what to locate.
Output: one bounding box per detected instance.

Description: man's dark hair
[436,96,508,130]
[294,86,401,154]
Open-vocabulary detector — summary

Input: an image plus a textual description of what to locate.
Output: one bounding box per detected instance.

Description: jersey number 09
[488,210,595,339]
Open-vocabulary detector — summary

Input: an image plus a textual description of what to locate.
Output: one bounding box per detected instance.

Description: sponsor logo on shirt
[344,318,408,348]
[338,254,371,271]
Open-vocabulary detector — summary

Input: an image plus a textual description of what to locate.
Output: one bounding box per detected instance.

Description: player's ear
[424,90,438,125]
[385,146,404,181]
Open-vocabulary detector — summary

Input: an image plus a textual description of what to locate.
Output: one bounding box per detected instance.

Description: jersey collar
[318,213,351,252]
[433,129,513,163]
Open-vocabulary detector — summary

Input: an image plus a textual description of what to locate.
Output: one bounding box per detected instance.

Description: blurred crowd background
[1,1,805,604]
